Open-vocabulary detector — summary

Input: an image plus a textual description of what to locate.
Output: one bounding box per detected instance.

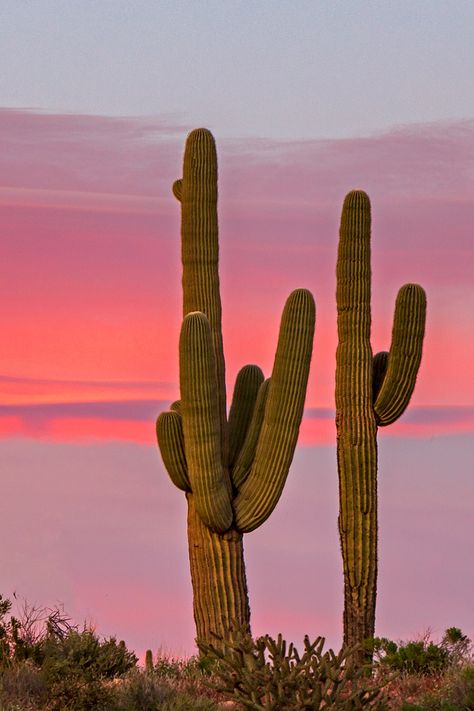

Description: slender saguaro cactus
[336,190,426,655]
[156,129,315,645]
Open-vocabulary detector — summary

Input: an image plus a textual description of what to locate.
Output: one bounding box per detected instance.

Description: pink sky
[1,109,473,656]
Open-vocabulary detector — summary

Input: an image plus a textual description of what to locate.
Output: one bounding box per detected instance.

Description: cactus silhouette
[336,190,426,657]
[156,129,315,645]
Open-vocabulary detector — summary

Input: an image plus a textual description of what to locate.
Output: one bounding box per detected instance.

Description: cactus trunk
[187,495,250,643]
[336,191,426,659]
[336,190,378,652]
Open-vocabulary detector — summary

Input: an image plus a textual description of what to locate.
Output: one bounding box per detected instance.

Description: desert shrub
[370,629,473,710]
[111,667,219,711]
[397,664,474,711]
[0,594,74,668]
[199,627,389,710]
[153,652,186,679]
[112,668,170,710]
[0,594,17,665]
[372,628,471,676]
[0,594,137,678]
[0,594,41,666]
[0,660,46,710]
[132,653,225,710]
[42,628,137,679]
[39,628,137,710]
[42,628,136,679]
[40,673,113,711]
[0,594,138,711]
[442,627,472,666]
[373,638,449,675]
[141,650,212,687]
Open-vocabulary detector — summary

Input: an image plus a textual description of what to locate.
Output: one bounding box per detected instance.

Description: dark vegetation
[0,594,472,710]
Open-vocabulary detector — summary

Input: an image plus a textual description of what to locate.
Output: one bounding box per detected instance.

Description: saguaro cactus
[336,190,426,654]
[157,129,315,645]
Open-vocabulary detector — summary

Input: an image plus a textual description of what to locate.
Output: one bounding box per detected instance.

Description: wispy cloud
[304,405,474,426]
[0,374,177,408]
[0,187,170,215]
[401,406,474,425]
[1,109,472,422]
[0,108,185,196]
[0,400,167,422]
[0,374,173,388]
[1,401,472,445]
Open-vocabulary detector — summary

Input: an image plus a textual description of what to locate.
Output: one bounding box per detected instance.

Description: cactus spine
[157,129,315,645]
[336,190,426,655]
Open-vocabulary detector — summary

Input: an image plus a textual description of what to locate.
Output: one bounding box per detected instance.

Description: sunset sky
[1,2,473,657]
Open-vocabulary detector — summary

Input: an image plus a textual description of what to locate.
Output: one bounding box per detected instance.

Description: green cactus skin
[157,129,315,646]
[336,190,426,656]
[145,649,154,673]
[228,365,264,470]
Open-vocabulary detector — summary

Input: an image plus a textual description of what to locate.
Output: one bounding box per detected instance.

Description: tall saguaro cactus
[157,129,315,645]
[336,190,426,654]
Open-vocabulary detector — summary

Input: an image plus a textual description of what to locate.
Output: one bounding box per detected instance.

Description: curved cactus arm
[180,311,233,533]
[372,351,389,402]
[234,289,315,532]
[156,410,190,492]
[228,365,264,470]
[170,399,181,413]
[231,378,270,490]
[172,179,183,201]
[180,129,227,455]
[374,284,426,426]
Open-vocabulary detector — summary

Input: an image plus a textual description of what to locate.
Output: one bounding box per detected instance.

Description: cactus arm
[374,284,426,426]
[172,179,183,201]
[170,399,181,413]
[231,378,270,490]
[228,365,264,470]
[180,311,233,533]
[180,129,227,456]
[234,289,315,533]
[156,410,190,492]
[372,351,389,402]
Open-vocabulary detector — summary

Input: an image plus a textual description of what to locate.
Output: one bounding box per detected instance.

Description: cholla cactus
[336,190,426,655]
[199,627,388,709]
[157,129,315,645]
